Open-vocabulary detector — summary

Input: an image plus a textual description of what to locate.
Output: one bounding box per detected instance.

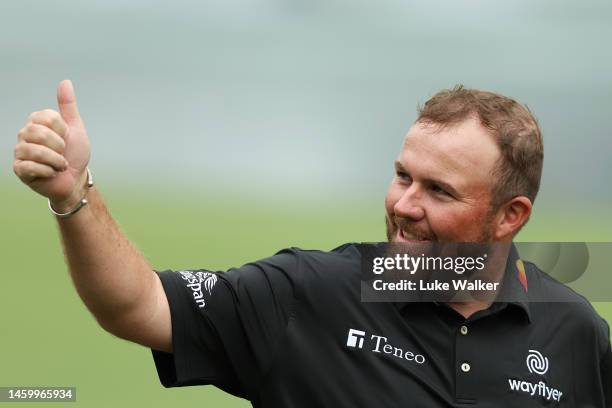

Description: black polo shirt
[152,243,612,407]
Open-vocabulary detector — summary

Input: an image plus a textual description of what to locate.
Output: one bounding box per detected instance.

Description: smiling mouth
[397,228,434,242]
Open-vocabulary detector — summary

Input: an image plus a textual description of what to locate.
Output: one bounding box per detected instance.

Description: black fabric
[603,342,612,405]
[152,248,298,399]
[151,243,611,407]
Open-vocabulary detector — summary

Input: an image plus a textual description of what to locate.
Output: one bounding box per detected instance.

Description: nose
[393,183,425,221]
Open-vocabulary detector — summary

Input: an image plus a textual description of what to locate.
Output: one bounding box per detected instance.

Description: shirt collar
[393,243,531,323]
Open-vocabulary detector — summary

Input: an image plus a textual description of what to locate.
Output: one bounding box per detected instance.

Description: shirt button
[461,362,471,373]
[460,325,468,335]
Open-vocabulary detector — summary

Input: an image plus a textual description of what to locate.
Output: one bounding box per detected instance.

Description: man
[13,81,611,406]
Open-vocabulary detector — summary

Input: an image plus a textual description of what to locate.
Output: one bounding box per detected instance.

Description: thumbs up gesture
[13,80,92,211]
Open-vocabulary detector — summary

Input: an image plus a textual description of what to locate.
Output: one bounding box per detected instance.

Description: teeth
[401,229,430,241]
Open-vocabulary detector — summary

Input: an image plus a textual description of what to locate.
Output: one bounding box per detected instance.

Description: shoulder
[276,243,364,301]
[293,242,361,262]
[291,242,362,279]
[525,261,610,350]
[220,243,362,288]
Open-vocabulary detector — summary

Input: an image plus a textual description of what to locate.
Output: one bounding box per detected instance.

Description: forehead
[399,117,501,193]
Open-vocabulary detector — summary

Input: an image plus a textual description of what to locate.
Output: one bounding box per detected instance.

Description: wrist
[49,169,94,216]
[49,193,85,214]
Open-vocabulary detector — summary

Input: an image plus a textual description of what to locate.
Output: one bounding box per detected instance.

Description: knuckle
[21,160,32,172]
[47,111,62,127]
[31,147,42,161]
[13,143,23,158]
[12,161,21,174]
[13,160,27,176]
[25,123,37,133]
[35,128,48,143]
[26,111,39,122]
[38,117,52,128]
[17,127,27,141]
[17,143,33,160]
[33,109,55,127]
[41,108,57,118]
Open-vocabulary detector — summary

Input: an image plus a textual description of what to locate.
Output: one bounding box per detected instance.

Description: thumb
[57,79,82,124]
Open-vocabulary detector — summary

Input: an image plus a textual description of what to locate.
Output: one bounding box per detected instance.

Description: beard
[385,210,496,243]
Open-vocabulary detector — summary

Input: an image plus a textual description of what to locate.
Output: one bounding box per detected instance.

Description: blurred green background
[1,0,611,407]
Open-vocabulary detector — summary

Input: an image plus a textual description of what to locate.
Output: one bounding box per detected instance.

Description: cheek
[429,204,487,237]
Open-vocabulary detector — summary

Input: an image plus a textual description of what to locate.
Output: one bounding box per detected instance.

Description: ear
[492,196,532,240]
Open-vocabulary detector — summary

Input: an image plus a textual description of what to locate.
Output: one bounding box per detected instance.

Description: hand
[13,80,91,211]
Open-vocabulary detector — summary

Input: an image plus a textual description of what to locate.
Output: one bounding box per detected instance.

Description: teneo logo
[507,350,563,402]
[346,329,366,349]
[526,349,549,375]
[178,270,218,308]
[345,329,426,365]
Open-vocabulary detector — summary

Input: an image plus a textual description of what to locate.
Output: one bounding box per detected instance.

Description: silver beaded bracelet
[48,168,94,219]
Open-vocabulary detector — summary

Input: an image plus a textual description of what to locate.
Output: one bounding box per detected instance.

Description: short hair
[416,85,544,210]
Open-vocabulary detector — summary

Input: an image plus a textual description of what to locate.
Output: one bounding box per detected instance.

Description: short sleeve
[151,248,299,399]
[601,346,612,408]
[601,327,612,407]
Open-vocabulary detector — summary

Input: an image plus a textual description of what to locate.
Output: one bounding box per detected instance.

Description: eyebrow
[394,161,462,197]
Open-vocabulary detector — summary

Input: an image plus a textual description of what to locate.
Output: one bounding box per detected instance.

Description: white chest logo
[508,349,562,402]
[345,328,426,364]
[526,349,549,375]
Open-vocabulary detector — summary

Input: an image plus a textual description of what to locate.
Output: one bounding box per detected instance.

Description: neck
[447,300,492,319]
[445,242,512,319]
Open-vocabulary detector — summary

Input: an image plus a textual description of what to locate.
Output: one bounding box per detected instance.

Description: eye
[431,184,452,197]
[396,171,412,183]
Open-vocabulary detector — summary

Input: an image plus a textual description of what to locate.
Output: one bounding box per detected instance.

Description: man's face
[385,116,501,243]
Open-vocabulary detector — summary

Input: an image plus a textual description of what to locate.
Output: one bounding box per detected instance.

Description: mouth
[396,228,435,242]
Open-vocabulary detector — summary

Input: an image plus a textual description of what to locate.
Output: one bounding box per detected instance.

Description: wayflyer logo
[507,349,563,402]
[526,349,549,375]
